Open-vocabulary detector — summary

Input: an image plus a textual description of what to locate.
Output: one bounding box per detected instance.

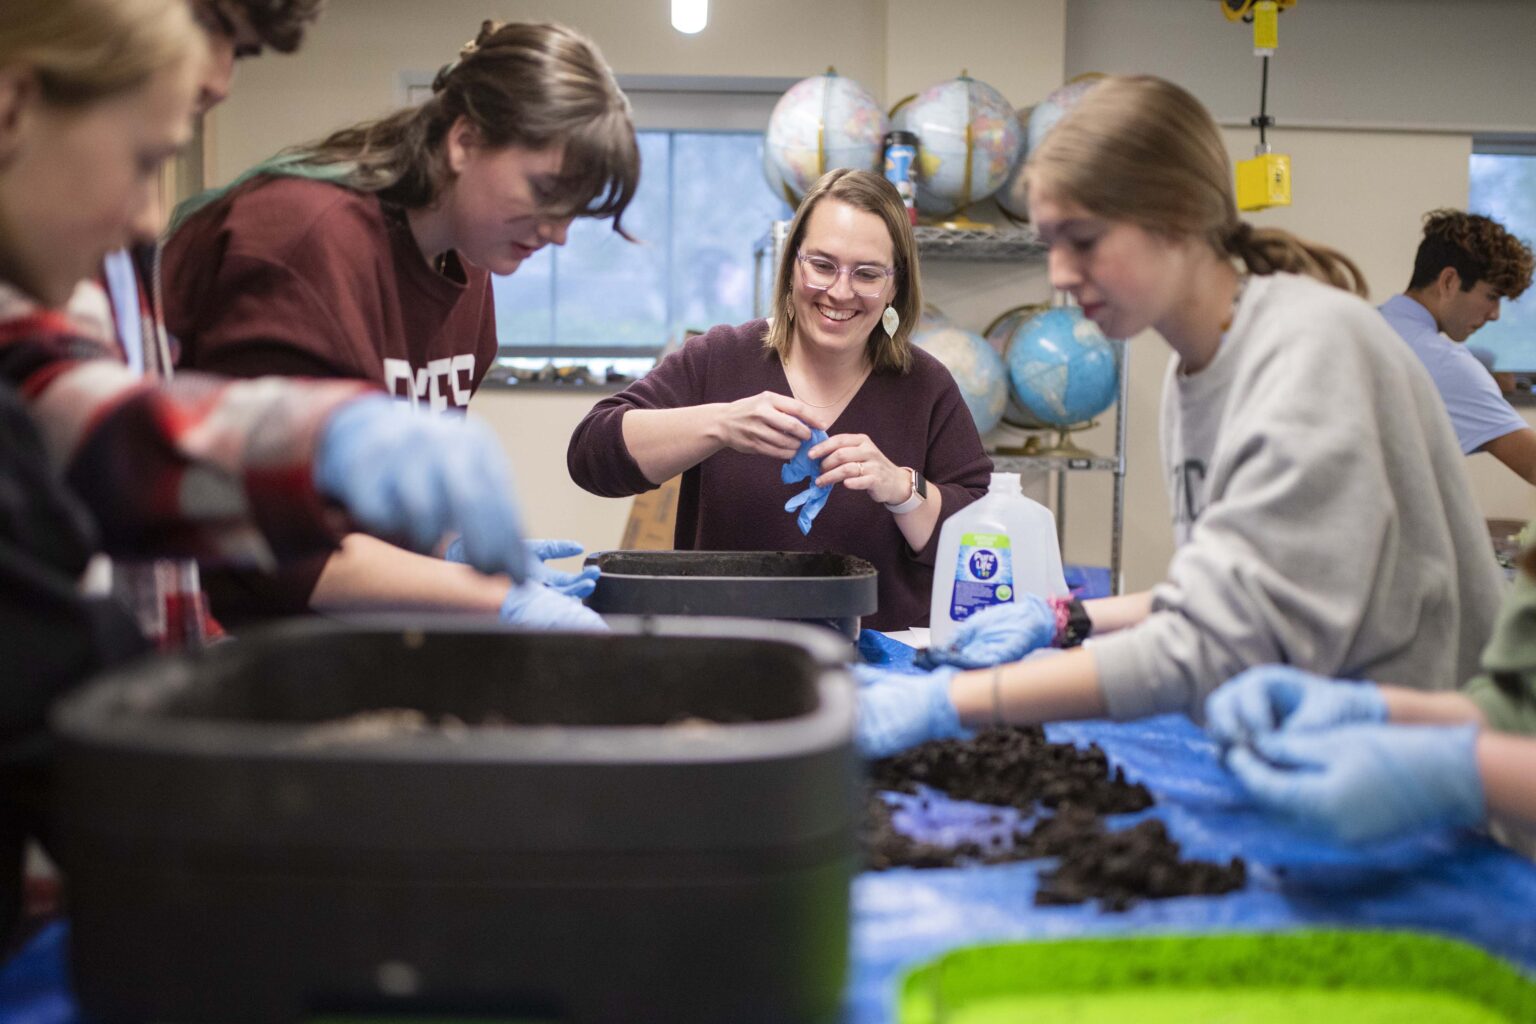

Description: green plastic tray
[898,930,1536,1023]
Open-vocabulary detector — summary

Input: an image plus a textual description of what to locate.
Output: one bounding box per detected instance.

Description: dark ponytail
[283,21,638,235]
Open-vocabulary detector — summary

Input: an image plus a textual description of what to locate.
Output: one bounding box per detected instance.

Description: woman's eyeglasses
[796,252,895,298]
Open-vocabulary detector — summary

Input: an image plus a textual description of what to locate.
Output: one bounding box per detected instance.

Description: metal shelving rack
[753,221,1130,593]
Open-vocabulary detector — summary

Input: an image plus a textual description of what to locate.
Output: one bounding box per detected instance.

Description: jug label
[950,532,1014,620]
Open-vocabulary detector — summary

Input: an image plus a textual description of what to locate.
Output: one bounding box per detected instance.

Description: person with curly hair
[189,0,323,111]
[1380,209,1536,483]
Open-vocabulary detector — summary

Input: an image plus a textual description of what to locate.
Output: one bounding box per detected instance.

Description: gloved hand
[927,596,1056,668]
[315,395,528,582]
[1225,722,1484,845]
[854,666,971,758]
[445,537,600,599]
[500,581,608,631]
[1204,665,1388,748]
[782,427,832,536]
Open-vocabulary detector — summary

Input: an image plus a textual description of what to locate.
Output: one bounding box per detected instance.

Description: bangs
[545,110,640,237]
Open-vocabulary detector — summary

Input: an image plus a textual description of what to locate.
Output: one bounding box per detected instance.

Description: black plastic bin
[51,616,858,1024]
[584,551,878,640]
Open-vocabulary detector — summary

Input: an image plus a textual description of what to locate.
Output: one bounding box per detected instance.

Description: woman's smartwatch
[884,467,928,514]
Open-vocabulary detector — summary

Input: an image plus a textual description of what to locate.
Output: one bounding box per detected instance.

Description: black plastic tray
[51,616,857,1024]
[584,551,878,637]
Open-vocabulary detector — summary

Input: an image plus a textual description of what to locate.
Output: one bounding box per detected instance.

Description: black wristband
[1059,597,1092,648]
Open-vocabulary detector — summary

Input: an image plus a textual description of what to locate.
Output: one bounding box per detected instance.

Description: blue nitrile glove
[854,665,971,758]
[445,537,600,599]
[500,581,608,630]
[1204,665,1388,748]
[1225,722,1484,845]
[781,427,832,536]
[315,395,528,582]
[926,595,1057,668]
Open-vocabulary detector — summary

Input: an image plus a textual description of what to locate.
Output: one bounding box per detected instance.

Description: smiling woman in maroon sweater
[568,170,991,631]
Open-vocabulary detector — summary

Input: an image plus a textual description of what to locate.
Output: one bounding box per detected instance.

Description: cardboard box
[620,476,681,550]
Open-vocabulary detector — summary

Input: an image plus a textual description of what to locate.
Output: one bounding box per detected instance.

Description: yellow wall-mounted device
[1225,0,1297,211]
[1251,0,1280,54]
[1236,149,1291,211]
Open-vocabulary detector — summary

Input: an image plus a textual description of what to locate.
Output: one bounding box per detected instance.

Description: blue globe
[1004,308,1118,428]
[911,316,1008,435]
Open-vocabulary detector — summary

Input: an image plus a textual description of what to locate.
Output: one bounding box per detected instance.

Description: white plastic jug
[928,472,1068,649]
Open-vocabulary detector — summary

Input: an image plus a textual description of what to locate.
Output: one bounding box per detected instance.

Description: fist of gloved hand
[927,596,1056,668]
[315,395,528,582]
[500,581,608,631]
[1204,665,1388,748]
[446,537,600,599]
[1225,722,1484,845]
[854,666,970,758]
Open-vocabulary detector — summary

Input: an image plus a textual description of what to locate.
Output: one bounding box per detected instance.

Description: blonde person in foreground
[0,0,534,943]
[853,75,1503,758]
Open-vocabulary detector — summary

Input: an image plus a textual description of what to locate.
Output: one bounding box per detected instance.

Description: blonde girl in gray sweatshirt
[854,74,1503,758]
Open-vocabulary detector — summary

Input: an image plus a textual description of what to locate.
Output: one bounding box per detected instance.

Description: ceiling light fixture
[672,0,707,34]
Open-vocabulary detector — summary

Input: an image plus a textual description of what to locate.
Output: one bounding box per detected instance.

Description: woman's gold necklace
[787,364,870,409]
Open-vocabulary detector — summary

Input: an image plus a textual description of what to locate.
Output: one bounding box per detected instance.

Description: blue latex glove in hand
[1225,722,1484,845]
[315,395,528,582]
[926,595,1057,668]
[445,537,600,599]
[853,665,971,758]
[1204,665,1388,748]
[781,427,831,536]
[500,581,608,631]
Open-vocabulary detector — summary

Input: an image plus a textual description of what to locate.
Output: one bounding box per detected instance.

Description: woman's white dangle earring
[882,305,900,337]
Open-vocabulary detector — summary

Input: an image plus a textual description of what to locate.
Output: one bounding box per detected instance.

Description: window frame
[488,75,796,371]
[1468,135,1536,385]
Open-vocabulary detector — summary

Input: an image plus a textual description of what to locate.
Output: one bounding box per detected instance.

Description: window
[1468,146,1536,371]
[487,79,794,387]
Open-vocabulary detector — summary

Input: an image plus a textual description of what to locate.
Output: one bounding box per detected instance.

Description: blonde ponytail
[1030,76,1369,297]
[1222,221,1368,297]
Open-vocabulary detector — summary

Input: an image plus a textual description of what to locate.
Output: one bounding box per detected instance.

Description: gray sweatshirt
[1092,272,1504,721]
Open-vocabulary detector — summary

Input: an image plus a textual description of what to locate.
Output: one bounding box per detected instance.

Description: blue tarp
[9,626,1536,1024]
[843,631,1536,1023]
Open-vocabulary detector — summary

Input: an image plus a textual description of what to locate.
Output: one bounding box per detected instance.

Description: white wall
[210,0,1535,588]
[210,0,889,184]
[1065,0,1536,134]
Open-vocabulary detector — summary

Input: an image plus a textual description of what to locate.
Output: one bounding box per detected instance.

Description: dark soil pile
[862,727,1247,910]
[1023,808,1247,911]
[867,726,1152,814]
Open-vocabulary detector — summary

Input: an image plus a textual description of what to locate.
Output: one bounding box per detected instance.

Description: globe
[984,303,1051,427]
[892,74,1022,218]
[1005,307,1118,429]
[995,75,1104,221]
[912,315,1008,435]
[763,71,886,204]
[1027,76,1104,156]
